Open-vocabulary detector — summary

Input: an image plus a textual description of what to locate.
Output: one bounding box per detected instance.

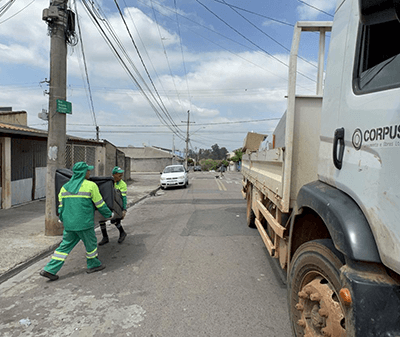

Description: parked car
[160,165,188,189]
[193,165,201,171]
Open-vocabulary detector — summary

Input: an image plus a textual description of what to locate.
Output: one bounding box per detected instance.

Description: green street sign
[56,99,72,114]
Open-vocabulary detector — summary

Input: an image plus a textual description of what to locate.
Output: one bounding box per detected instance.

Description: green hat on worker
[64,162,94,194]
[73,162,94,173]
[112,166,124,174]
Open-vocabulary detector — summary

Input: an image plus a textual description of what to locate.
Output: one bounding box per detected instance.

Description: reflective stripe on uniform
[61,191,91,198]
[51,251,68,261]
[94,199,105,207]
[121,191,127,196]
[86,248,98,259]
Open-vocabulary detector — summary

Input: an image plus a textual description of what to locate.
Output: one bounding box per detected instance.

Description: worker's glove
[122,210,127,219]
[108,212,115,219]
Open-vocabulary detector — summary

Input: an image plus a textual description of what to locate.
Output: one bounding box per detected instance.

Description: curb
[0,240,62,285]
[126,186,160,209]
[0,186,161,285]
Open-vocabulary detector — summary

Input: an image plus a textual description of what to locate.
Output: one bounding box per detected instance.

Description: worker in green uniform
[98,166,127,245]
[40,162,113,281]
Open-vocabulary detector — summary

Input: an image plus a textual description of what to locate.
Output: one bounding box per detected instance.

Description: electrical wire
[123,0,184,124]
[80,0,186,141]
[114,0,183,134]
[211,0,293,27]
[149,0,187,121]
[173,0,192,113]
[218,0,317,69]
[65,117,281,127]
[136,0,314,93]
[0,0,34,24]
[0,0,16,18]
[74,0,98,132]
[297,0,334,17]
[194,0,316,83]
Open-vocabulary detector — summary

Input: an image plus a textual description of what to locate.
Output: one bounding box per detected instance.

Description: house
[0,109,130,209]
[119,145,184,172]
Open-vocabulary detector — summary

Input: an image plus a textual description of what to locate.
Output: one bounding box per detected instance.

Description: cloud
[0,0,322,150]
[297,0,335,20]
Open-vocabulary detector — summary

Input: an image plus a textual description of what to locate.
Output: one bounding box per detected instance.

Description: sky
[0,0,336,153]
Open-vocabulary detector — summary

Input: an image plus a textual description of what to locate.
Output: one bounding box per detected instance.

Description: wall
[120,146,173,159]
[124,157,131,180]
[0,111,27,125]
[105,141,117,175]
[131,157,174,172]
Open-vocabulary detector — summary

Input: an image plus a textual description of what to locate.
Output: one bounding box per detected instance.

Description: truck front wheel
[288,239,346,337]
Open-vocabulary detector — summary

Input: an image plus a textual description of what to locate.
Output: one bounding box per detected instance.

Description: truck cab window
[354,19,400,94]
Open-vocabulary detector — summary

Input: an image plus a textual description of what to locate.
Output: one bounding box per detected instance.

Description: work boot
[118,231,127,244]
[40,270,59,281]
[86,264,106,274]
[98,236,109,246]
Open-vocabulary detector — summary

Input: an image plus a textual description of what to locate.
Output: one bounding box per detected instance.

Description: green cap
[73,162,94,173]
[64,162,94,194]
[112,166,124,174]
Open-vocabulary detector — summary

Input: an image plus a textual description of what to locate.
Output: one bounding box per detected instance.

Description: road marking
[214,177,227,191]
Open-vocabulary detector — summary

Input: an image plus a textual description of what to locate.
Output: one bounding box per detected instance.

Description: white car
[160,165,188,189]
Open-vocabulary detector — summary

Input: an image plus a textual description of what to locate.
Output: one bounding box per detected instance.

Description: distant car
[160,165,188,189]
[194,165,201,171]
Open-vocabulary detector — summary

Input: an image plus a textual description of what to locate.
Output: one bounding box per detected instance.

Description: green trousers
[44,227,102,275]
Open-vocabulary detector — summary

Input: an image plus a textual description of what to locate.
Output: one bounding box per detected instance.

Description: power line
[296,0,334,17]
[173,0,192,112]
[63,117,281,127]
[80,0,186,141]
[194,0,316,83]
[218,0,317,69]
[123,0,184,124]
[211,0,294,27]
[136,0,315,93]
[0,0,35,24]
[74,0,98,134]
[114,0,183,135]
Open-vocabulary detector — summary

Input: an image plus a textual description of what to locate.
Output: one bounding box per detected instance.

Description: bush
[200,159,218,171]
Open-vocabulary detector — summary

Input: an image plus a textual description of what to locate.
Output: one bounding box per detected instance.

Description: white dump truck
[242,0,400,336]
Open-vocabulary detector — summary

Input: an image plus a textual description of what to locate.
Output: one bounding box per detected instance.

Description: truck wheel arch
[290,181,381,264]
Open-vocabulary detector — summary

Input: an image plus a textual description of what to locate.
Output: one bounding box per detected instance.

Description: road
[0,171,291,337]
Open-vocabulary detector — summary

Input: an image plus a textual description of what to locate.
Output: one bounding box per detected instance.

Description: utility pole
[181,110,194,170]
[172,134,175,164]
[43,0,69,236]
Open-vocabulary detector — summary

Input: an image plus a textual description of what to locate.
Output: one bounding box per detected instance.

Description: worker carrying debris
[40,162,113,281]
[98,166,127,245]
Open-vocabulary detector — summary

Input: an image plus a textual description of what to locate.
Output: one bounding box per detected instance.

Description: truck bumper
[341,263,400,337]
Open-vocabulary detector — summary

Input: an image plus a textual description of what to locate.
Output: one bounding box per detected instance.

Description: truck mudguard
[296,180,381,263]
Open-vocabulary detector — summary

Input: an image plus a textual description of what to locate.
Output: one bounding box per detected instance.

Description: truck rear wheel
[288,239,346,337]
[246,186,256,228]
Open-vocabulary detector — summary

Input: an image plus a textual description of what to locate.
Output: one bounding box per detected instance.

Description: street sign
[56,99,72,114]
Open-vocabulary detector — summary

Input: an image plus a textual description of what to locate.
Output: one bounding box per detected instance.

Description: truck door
[318,0,400,274]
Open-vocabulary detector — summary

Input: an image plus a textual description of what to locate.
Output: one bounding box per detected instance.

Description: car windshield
[164,166,184,173]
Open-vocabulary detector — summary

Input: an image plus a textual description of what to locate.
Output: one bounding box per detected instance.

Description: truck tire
[246,186,256,228]
[288,239,346,337]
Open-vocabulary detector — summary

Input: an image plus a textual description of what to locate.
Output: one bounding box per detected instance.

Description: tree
[230,149,243,162]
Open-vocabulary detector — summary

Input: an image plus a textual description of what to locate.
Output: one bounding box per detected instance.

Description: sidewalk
[0,172,160,284]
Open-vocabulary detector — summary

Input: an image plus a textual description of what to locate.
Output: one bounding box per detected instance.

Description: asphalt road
[0,171,291,337]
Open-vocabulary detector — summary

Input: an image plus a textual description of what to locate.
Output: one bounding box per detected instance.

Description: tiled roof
[0,122,47,136]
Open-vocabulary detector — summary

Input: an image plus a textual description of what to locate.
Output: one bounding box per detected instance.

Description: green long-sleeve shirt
[115,179,127,210]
